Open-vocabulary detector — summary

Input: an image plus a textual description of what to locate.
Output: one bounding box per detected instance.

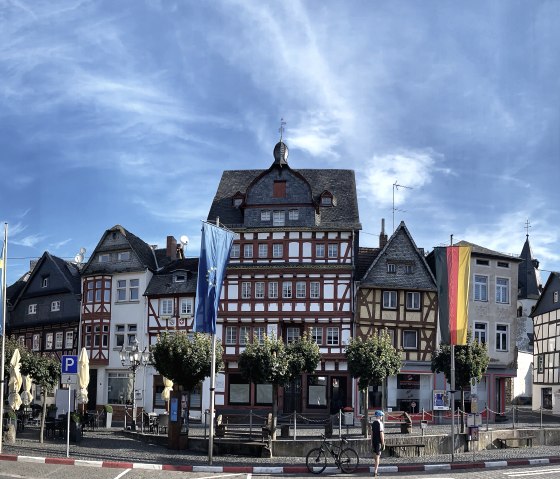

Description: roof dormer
[232,191,245,208]
[320,190,336,207]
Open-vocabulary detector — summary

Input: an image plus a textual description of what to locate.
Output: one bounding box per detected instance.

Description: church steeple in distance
[519,220,542,300]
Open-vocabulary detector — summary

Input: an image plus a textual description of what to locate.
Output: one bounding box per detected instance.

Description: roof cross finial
[525,219,531,238]
[279,118,286,142]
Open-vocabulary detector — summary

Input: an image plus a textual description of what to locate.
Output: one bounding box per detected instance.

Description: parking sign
[61,355,78,374]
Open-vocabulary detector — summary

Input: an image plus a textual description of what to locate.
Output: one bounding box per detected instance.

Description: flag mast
[450,234,455,463]
[0,223,9,454]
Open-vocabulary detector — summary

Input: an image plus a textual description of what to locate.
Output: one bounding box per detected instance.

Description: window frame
[474,322,487,344]
[282,281,292,299]
[258,244,268,258]
[296,281,306,299]
[272,244,283,258]
[402,330,418,350]
[273,210,285,226]
[496,323,509,352]
[255,282,265,299]
[315,244,325,258]
[288,209,299,220]
[474,274,488,302]
[382,290,397,309]
[327,244,338,258]
[268,281,278,299]
[406,291,421,310]
[230,244,240,258]
[496,277,509,304]
[387,263,396,273]
[310,281,320,299]
[241,282,252,299]
[160,298,173,316]
[261,210,271,221]
[28,304,37,315]
[243,244,253,259]
[326,327,339,346]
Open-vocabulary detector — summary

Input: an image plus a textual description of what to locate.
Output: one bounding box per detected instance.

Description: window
[496,277,509,304]
[255,383,272,405]
[65,331,73,349]
[328,244,338,258]
[174,274,186,283]
[258,244,268,258]
[239,326,251,345]
[28,304,37,315]
[273,211,285,226]
[405,264,414,274]
[229,374,250,405]
[243,244,253,258]
[180,298,193,315]
[308,376,327,407]
[127,324,137,346]
[225,326,237,345]
[272,244,283,258]
[474,275,488,302]
[254,326,265,344]
[555,291,559,303]
[282,281,292,298]
[115,325,125,347]
[42,276,49,288]
[55,332,63,349]
[496,324,508,351]
[117,279,139,302]
[321,196,332,206]
[476,259,489,266]
[289,209,299,220]
[316,244,325,258]
[160,299,173,316]
[230,244,240,258]
[130,279,139,301]
[310,282,320,299]
[406,292,420,310]
[45,333,53,350]
[98,253,111,263]
[85,279,111,304]
[117,280,127,301]
[474,322,487,344]
[108,372,135,405]
[326,327,339,346]
[273,181,286,198]
[383,291,397,309]
[268,282,278,299]
[286,327,301,343]
[32,334,40,351]
[18,336,25,347]
[118,251,131,261]
[403,330,418,350]
[387,263,396,273]
[497,261,509,268]
[261,210,270,221]
[537,354,544,373]
[296,281,306,299]
[241,282,252,299]
[310,326,323,345]
[255,282,265,299]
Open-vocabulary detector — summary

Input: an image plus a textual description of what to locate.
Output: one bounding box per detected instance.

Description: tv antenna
[524,219,531,238]
[392,181,412,232]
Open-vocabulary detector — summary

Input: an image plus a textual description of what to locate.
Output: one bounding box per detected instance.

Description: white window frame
[239,326,251,345]
[174,273,186,283]
[406,292,420,310]
[225,326,237,345]
[243,244,253,258]
[474,322,487,344]
[51,300,61,312]
[55,332,63,349]
[282,281,292,299]
[296,281,306,299]
[310,281,320,299]
[45,332,53,350]
[288,209,299,220]
[98,253,111,263]
[387,263,396,273]
[117,251,131,261]
[286,327,301,344]
[129,279,139,301]
[241,282,252,299]
[230,244,240,258]
[496,324,509,352]
[160,298,173,316]
[65,331,73,349]
[474,275,488,302]
[496,277,509,304]
[28,304,37,315]
[268,282,278,299]
[180,298,193,316]
[127,324,137,346]
[310,326,323,345]
[272,244,283,258]
[42,277,49,288]
[383,290,397,309]
[32,334,40,351]
[403,330,418,350]
[254,326,265,344]
[326,327,339,346]
[255,282,265,299]
[258,244,268,258]
[405,264,414,274]
[316,244,325,258]
[328,244,338,258]
[273,211,285,226]
[555,291,559,303]
[261,210,271,221]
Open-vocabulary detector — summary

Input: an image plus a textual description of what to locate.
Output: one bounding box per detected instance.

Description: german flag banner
[434,246,471,345]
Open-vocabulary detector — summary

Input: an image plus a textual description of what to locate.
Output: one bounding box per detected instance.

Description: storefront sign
[433,390,450,410]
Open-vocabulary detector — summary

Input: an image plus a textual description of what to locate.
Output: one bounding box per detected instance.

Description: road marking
[113,469,131,479]
[195,474,248,479]
[503,467,560,476]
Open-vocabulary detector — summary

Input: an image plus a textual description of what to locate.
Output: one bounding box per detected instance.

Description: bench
[386,443,425,457]
[497,436,535,449]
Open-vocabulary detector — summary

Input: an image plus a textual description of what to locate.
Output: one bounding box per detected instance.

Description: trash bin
[343,407,354,426]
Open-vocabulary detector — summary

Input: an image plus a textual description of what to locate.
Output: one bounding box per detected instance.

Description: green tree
[431,331,490,431]
[20,352,61,443]
[345,329,402,436]
[238,333,320,440]
[151,331,223,435]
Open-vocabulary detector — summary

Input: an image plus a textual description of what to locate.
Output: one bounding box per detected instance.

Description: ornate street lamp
[119,338,149,431]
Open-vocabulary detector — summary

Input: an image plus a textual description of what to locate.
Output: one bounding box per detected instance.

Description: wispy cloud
[13,234,48,248]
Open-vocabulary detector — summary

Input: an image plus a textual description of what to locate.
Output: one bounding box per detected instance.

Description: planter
[105,412,113,428]
[70,422,82,443]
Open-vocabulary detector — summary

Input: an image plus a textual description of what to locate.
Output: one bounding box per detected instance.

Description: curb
[2,453,560,473]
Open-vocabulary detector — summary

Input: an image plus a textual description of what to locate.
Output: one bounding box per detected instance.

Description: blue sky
[1,0,559,286]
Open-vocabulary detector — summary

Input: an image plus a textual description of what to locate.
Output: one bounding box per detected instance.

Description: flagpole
[0,223,8,454]
[450,234,455,463]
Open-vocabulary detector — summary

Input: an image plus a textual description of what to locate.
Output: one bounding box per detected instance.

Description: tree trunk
[272,383,278,440]
[460,389,466,433]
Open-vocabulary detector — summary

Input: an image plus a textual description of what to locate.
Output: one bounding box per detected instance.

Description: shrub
[104,404,113,413]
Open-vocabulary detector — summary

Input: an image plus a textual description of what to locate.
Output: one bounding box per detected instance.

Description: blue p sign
[61,355,78,374]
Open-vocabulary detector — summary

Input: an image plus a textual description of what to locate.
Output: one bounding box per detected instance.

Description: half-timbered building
[7,252,82,403]
[531,272,560,412]
[356,221,438,413]
[207,140,361,416]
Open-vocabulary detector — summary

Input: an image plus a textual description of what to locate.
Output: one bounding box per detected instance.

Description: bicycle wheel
[339,447,359,473]
[306,447,328,474]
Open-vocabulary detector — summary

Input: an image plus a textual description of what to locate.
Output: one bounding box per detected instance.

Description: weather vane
[524,219,531,237]
[392,181,412,232]
[279,118,286,141]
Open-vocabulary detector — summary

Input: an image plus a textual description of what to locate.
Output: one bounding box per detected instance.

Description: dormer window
[118,251,131,261]
[98,253,111,263]
[320,190,335,206]
[41,276,49,288]
[387,263,396,273]
[554,291,559,303]
[261,210,271,221]
[232,191,245,208]
[174,274,186,283]
[288,209,299,220]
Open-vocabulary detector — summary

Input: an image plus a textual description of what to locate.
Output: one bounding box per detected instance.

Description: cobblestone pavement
[2,420,560,469]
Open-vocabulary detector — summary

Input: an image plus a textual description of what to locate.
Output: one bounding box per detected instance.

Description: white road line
[113,468,132,479]
[194,474,247,479]
[503,467,560,477]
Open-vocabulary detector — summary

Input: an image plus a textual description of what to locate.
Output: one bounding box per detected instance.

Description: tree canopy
[151,331,223,391]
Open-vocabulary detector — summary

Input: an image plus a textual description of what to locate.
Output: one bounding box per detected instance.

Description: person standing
[371,410,385,477]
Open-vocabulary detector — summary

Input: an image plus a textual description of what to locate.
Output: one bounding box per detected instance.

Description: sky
[1,0,559,287]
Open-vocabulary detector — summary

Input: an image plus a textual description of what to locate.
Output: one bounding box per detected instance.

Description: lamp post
[120,338,149,431]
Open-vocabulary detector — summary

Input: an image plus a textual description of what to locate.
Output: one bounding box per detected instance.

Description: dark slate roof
[518,236,543,300]
[82,225,158,274]
[144,258,199,296]
[359,221,437,291]
[531,272,560,318]
[51,253,82,293]
[356,247,381,281]
[455,240,522,262]
[207,168,361,229]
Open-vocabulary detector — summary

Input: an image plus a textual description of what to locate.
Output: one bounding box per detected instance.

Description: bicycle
[306,433,359,474]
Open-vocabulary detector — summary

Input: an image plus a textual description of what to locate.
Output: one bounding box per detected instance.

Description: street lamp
[119,338,149,431]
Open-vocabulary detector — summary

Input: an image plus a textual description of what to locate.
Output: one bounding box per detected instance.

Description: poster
[433,390,450,410]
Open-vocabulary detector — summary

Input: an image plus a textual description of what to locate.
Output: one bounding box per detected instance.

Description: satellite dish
[180,235,189,245]
[74,253,84,263]
[79,247,86,254]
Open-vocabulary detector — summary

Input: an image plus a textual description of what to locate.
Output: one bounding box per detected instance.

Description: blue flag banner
[194,222,234,335]
[0,240,4,336]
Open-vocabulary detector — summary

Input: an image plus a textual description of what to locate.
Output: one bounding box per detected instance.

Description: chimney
[166,236,177,260]
[379,219,388,248]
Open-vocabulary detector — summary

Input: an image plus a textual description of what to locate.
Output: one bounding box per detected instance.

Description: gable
[532,272,560,317]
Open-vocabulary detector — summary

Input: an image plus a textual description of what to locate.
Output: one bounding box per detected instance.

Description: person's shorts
[372,443,382,456]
